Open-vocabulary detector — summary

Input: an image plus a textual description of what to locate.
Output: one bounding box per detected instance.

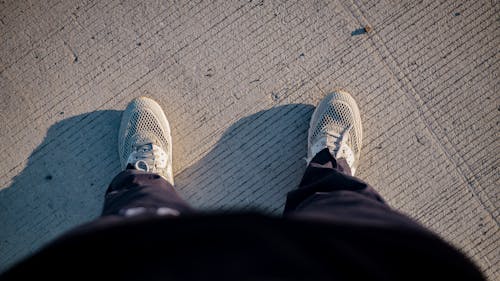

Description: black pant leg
[284,148,427,231]
[102,169,193,217]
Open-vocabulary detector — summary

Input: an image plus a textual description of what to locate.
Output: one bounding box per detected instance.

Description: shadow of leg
[175,104,314,214]
[0,110,121,271]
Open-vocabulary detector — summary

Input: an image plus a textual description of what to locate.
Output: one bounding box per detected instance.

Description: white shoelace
[127,143,167,172]
[308,125,356,173]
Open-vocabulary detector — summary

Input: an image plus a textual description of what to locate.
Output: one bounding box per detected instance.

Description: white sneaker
[307,91,363,175]
[118,97,174,184]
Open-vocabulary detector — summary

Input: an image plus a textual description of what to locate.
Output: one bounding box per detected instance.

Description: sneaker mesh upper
[308,91,363,170]
[121,110,169,160]
[119,97,172,182]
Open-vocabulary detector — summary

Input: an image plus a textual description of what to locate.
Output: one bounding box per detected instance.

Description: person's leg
[58,97,191,237]
[284,91,427,231]
[284,147,383,213]
[97,96,194,218]
[284,148,425,231]
[102,167,193,218]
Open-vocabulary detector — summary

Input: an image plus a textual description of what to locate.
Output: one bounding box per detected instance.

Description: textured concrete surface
[0,0,498,278]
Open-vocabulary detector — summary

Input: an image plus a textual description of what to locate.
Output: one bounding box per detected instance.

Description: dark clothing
[0,149,484,280]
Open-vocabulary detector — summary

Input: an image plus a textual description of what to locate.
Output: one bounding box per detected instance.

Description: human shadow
[0,104,314,272]
[175,104,315,214]
[0,110,121,271]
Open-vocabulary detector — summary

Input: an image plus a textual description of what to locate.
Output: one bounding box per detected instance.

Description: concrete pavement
[0,0,498,278]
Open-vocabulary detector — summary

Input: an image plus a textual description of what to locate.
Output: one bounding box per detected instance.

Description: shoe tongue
[136,142,153,152]
[131,133,157,147]
[333,142,355,171]
[325,133,341,147]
